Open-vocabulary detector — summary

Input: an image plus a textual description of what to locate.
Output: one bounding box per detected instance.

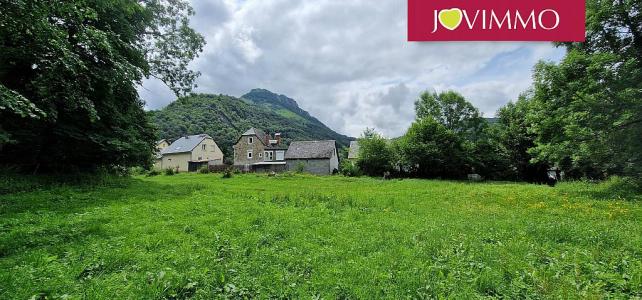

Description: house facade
[153,139,171,169]
[347,140,360,161]
[158,134,224,172]
[285,140,339,175]
[156,139,170,152]
[233,128,287,172]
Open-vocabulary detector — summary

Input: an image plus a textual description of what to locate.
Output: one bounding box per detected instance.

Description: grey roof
[161,134,210,155]
[242,127,266,137]
[237,127,267,145]
[347,141,360,159]
[285,140,336,159]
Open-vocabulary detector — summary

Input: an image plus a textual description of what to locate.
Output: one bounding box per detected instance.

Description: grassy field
[1,174,641,299]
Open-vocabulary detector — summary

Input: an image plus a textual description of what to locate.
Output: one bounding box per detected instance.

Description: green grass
[1,174,641,299]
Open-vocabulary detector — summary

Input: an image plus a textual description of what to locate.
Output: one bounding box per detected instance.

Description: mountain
[148,89,352,159]
[484,117,500,125]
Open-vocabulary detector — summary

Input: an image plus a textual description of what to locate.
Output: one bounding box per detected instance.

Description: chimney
[275,133,281,145]
[265,133,271,144]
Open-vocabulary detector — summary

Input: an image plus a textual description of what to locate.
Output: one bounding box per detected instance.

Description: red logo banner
[408,0,585,42]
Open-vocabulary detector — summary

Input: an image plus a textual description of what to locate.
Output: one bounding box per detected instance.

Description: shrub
[198,166,210,174]
[355,129,395,177]
[164,168,175,176]
[130,166,147,176]
[147,169,160,177]
[295,162,306,173]
[222,168,233,179]
[340,160,361,177]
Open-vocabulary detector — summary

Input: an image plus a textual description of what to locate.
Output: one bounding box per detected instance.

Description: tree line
[0,0,639,182]
[351,0,641,182]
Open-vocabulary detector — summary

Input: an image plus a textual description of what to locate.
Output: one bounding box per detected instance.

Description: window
[247,151,252,159]
[248,137,253,144]
[202,144,206,150]
[276,151,285,161]
[259,152,263,158]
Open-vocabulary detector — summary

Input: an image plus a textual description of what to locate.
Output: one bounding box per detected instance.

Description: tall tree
[414,90,484,139]
[467,125,513,180]
[495,93,550,182]
[0,0,205,171]
[356,128,394,176]
[397,117,468,179]
[529,0,642,179]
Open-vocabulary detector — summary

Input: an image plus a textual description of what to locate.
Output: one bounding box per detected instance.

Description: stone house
[233,128,288,172]
[285,140,339,175]
[158,134,224,172]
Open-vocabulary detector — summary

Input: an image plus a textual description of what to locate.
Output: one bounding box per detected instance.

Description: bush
[164,168,175,176]
[130,166,147,176]
[146,169,160,177]
[355,129,394,177]
[582,176,640,200]
[198,166,210,174]
[222,168,233,179]
[295,162,306,173]
[340,160,361,177]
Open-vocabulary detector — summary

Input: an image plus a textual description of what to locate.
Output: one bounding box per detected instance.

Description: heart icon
[438,8,463,31]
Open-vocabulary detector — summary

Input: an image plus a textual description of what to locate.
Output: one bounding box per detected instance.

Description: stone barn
[285,140,339,175]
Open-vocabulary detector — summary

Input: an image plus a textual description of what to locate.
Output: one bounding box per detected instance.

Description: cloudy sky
[138,0,565,138]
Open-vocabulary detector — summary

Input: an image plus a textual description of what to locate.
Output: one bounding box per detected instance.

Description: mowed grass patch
[0,174,641,299]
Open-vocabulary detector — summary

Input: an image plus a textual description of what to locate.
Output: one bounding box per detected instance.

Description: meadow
[1,173,641,299]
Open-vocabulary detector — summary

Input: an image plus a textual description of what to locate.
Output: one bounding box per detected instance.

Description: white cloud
[138,0,565,137]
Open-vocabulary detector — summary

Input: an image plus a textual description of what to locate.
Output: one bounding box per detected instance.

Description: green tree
[467,126,513,180]
[0,0,205,171]
[397,118,468,178]
[567,0,642,63]
[414,90,485,139]
[356,128,394,176]
[529,50,641,179]
[494,93,550,182]
[528,0,642,179]
[492,0,642,181]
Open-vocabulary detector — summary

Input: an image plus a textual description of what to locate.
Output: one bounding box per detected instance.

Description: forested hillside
[148,89,352,158]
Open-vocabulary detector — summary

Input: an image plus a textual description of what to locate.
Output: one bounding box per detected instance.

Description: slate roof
[285,140,336,159]
[347,141,360,159]
[242,127,266,137]
[161,134,210,155]
[237,127,267,145]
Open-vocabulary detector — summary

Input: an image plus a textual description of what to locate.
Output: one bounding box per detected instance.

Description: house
[347,140,360,160]
[285,140,339,175]
[153,139,171,169]
[233,128,288,172]
[156,139,170,152]
[158,134,224,172]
